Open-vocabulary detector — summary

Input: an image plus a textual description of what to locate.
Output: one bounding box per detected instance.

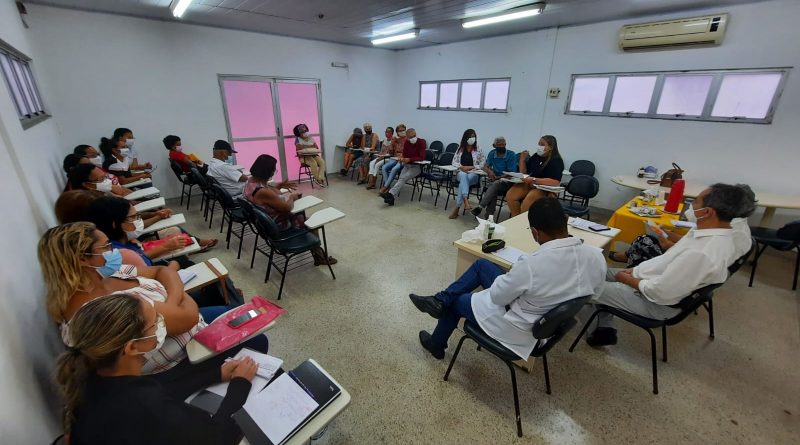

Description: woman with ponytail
[56,293,258,444]
[100,132,151,177]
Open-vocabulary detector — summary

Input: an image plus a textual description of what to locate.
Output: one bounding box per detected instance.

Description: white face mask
[536,146,546,156]
[467,137,476,145]
[302,132,310,138]
[125,217,145,240]
[685,205,706,223]
[397,131,407,138]
[94,178,113,192]
[408,137,418,144]
[126,138,135,149]
[119,148,131,156]
[133,312,166,361]
[89,156,103,167]
[175,146,183,152]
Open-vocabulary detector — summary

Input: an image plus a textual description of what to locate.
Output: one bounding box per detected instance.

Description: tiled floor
[176,175,799,444]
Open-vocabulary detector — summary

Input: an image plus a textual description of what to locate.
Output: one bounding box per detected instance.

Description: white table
[183,258,228,294]
[611,174,800,226]
[305,207,346,264]
[134,197,166,212]
[150,237,200,261]
[125,187,160,201]
[141,214,186,236]
[291,195,323,214]
[122,177,152,189]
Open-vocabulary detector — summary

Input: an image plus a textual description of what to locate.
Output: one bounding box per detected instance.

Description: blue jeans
[199,306,230,323]
[430,259,506,351]
[381,159,403,187]
[455,171,479,208]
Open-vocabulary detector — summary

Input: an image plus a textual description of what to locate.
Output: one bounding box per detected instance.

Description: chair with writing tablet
[749,220,800,290]
[560,175,599,219]
[428,140,443,152]
[444,143,459,154]
[208,184,251,259]
[444,296,590,438]
[169,160,197,209]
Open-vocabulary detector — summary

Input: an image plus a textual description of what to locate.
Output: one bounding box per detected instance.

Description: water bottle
[485,215,495,239]
[664,179,685,214]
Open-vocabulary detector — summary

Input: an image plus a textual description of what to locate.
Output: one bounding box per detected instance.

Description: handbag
[648,162,683,187]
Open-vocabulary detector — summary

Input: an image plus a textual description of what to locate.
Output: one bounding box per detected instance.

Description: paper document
[568,217,621,238]
[230,348,283,380]
[535,184,565,193]
[242,373,319,445]
[492,246,529,264]
[177,269,197,284]
[671,220,697,229]
[206,375,268,400]
[503,171,527,179]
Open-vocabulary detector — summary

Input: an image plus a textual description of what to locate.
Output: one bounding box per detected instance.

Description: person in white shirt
[206,140,248,198]
[409,198,607,359]
[586,183,756,347]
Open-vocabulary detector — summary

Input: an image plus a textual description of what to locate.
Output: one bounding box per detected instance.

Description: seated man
[409,198,607,359]
[471,136,518,219]
[207,140,247,198]
[381,128,426,206]
[587,183,755,346]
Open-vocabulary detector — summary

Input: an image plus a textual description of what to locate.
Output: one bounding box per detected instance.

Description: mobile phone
[228,309,259,328]
[588,224,610,232]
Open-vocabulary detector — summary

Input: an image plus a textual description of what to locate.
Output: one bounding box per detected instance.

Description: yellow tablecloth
[607,197,686,246]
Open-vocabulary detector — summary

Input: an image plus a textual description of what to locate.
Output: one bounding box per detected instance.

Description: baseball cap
[213,140,237,153]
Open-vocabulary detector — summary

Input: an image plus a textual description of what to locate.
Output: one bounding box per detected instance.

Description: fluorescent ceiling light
[462,3,545,29]
[371,31,417,45]
[170,0,193,18]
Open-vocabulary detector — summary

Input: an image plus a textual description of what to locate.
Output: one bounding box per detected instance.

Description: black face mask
[494,145,507,154]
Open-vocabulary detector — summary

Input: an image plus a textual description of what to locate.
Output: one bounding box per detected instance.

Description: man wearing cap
[207,139,248,198]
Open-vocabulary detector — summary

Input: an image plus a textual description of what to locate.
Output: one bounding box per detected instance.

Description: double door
[219,76,323,182]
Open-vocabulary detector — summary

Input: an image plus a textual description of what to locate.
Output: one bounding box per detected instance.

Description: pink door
[276,81,323,181]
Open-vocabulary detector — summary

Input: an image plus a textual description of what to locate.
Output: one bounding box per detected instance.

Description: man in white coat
[409,197,607,360]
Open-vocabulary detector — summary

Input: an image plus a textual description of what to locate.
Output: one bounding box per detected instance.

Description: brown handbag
[648,162,684,187]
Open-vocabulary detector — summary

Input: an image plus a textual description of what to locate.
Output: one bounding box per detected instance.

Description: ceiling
[24,0,771,49]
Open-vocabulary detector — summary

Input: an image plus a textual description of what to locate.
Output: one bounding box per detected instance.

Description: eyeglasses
[85,242,112,255]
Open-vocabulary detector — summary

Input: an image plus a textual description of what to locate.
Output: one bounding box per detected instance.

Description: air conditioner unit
[619,13,728,51]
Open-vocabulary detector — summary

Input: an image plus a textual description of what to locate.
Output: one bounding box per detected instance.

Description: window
[418,78,510,112]
[0,39,48,129]
[565,68,788,124]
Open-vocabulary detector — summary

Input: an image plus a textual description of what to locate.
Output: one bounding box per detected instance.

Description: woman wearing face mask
[363,126,394,190]
[353,123,379,184]
[55,293,258,445]
[39,223,267,395]
[341,127,364,176]
[75,144,150,185]
[448,129,485,219]
[293,123,327,187]
[164,134,207,174]
[379,123,407,195]
[505,135,565,217]
[68,164,132,198]
[100,133,151,177]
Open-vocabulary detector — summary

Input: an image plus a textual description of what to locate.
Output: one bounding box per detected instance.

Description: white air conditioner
[619,14,728,51]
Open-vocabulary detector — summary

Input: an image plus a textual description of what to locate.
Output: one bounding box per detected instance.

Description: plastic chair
[569,245,754,394]
[560,175,599,219]
[444,143,459,154]
[444,296,591,437]
[417,152,454,206]
[297,154,315,188]
[208,183,250,259]
[749,220,800,290]
[428,140,444,152]
[169,160,196,208]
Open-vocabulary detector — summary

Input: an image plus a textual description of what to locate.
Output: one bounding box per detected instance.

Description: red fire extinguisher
[664,179,685,214]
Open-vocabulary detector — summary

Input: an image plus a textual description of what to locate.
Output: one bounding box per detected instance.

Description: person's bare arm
[518,151,529,174]
[255,187,295,213]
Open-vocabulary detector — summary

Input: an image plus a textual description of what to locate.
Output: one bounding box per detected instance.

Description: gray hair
[406,128,416,134]
[493,136,506,144]
[363,123,372,129]
[704,183,756,221]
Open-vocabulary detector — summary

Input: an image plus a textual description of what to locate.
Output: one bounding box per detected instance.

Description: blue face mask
[91,248,123,279]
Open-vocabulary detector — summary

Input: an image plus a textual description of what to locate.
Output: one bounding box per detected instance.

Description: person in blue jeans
[409,198,606,359]
[380,158,403,191]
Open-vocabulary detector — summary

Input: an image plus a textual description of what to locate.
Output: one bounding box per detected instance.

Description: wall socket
[548,87,560,98]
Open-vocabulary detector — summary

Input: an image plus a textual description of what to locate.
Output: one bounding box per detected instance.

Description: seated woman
[449,129,485,219]
[164,134,208,174]
[293,123,327,187]
[362,126,394,190]
[38,223,265,393]
[505,135,565,217]
[56,293,258,444]
[75,144,150,185]
[341,127,364,176]
[379,124,407,195]
[67,164,132,198]
[245,154,337,266]
[100,133,151,178]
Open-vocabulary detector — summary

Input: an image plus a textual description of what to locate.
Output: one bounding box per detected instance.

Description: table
[141,214,186,236]
[125,187,160,201]
[150,236,201,261]
[452,211,613,373]
[183,258,228,294]
[305,207,346,262]
[134,197,166,212]
[607,197,687,246]
[291,195,323,214]
[611,175,800,226]
[122,177,152,189]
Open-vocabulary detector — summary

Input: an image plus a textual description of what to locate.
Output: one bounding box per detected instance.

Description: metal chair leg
[569,310,601,352]
[661,325,668,363]
[250,236,259,269]
[645,328,659,394]
[748,243,767,287]
[236,223,245,259]
[503,359,523,437]
[706,299,715,339]
[265,250,275,282]
[793,247,799,290]
[541,353,552,395]
[179,183,186,206]
[444,335,468,381]
[277,255,290,300]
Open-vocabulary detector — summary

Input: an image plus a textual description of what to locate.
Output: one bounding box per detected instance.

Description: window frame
[0,38,50,130]
[417,77,511,113]
[565,67,790,124]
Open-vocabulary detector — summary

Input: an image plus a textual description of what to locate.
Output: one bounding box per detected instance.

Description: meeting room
[2,0,799,443]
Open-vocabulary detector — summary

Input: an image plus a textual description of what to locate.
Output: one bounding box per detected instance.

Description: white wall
[25,5,396,199]
[394,0,800,222]
[0,0,66,441]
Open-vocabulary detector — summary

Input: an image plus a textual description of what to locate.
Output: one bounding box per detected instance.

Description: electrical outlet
[548,87,560,98]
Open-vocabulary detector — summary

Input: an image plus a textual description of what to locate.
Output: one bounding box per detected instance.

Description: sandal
[198,239,218,253]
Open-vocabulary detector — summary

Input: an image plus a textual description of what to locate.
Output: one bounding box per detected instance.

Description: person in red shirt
[381,128,426,206]
[164,135,207,174]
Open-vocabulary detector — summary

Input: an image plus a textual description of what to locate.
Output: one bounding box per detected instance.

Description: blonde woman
[38,223,267,392]
[55,294,258,444]
[293,123,327,187]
